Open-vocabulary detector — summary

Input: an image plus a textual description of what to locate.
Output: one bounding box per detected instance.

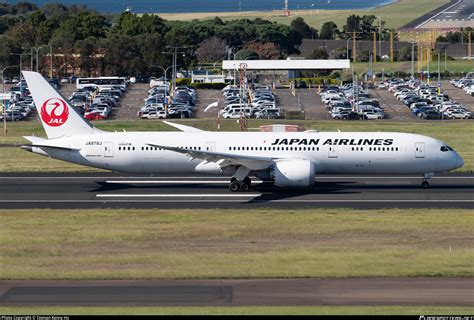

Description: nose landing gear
[421,173,434,189]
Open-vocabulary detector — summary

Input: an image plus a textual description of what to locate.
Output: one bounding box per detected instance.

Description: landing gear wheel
[240,181,250,192]
[421,181,430,189]
[242,177,251,187]
[229,180,241,192]
[231,177,237,183]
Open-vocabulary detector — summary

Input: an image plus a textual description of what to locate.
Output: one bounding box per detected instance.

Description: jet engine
[272,159,315,187]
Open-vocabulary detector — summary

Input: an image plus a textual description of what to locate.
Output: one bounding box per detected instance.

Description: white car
[361,110,384,120]
[446,110,471,119]
[141,110,167,119]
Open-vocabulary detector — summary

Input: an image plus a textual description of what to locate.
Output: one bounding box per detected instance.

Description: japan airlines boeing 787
[21,71,464,191]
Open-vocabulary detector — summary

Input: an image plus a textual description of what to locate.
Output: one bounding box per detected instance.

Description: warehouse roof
[222,59,350,70]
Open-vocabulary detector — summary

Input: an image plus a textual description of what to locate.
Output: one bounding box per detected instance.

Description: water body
[5,0,396,14]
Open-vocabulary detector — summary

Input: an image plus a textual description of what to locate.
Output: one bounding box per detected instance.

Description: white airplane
[22,71,463,191]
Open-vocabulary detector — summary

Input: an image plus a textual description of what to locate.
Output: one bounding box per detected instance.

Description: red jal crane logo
[41,98,69,127]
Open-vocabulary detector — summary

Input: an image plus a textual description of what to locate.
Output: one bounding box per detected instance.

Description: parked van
[221,107,253,119]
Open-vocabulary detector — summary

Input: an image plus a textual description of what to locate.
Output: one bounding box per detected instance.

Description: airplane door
[415,142,425,158]
[206,142,216,152]
[104,142,114,158]
[328,145,338,158]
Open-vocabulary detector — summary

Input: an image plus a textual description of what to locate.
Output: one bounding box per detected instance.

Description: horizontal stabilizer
[26,143,81,151]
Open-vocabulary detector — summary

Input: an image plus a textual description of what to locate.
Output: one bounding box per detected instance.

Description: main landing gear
[229,177,251,192]
[421,173,434,189]
[229,166,252,192]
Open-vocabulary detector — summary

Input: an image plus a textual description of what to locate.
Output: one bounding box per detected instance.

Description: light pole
[1,65,18,135]
[9,53,30,80]
[151,65,173,84]
[346,38,351,60]
[25,46,43,73]
[151,65,174,107]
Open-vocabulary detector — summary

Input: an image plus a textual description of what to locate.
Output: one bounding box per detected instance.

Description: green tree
[330,47,348,59]
[320,22,339,40]
[291,17,317,39]
[42,3,68,17]
[343,15,361,34]
[75,36,102,76]
[308,47,329,59]
[57,11,110,42]
[234,49,258,60]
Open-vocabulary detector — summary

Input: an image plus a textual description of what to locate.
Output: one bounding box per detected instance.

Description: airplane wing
[162,121,206,132]
[146,143,273,169]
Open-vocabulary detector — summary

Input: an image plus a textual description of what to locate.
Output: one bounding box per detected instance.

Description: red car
[84,110,107,120]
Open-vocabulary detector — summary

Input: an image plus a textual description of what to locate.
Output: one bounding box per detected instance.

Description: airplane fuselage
[31,131,463,175]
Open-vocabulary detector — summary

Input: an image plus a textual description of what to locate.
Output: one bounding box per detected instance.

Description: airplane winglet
[163,121,206,132]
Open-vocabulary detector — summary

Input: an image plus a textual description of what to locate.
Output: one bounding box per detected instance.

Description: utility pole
[164,46,187,94]
[390,32,394,63]
[427,47,431,85]
[408,40,416,78]
[47,45,53,78]
[349,32,361,63]
[378,17,382,58]
[466,31,472,60]
[437,52,441,95]
[373,32,377,63]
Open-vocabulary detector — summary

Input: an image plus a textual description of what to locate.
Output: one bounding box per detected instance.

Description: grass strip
[1,306,473,315]
[1,209,472,280]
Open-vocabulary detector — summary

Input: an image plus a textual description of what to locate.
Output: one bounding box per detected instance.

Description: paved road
[0,278,471,306]
[0,173,472,209]
[417,0,474,29]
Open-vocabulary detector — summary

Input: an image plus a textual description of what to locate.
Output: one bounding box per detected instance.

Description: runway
[415,0,474,29]
[0,278,472,306]
[0,173,472,209]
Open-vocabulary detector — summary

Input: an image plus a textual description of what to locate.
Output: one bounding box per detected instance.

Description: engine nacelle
[194,161,222,174]
[272,159,315,187]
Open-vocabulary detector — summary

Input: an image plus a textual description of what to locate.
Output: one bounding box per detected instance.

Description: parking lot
[4,77,474,123]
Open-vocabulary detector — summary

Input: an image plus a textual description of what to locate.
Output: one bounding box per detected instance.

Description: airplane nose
[456,154,464,169]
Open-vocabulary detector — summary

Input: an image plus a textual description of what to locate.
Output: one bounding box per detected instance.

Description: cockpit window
[447,146,454,151]
[440,146,449,152]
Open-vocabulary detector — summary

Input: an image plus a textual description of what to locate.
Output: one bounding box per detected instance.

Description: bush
[189,82,227,89]
[291,77,339,85]
[176,78,191,85]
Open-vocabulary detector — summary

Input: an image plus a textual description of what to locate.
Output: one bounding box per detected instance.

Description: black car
[421,110,442,120]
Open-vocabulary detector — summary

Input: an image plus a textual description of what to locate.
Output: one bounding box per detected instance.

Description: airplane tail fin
[22,71,100,139]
